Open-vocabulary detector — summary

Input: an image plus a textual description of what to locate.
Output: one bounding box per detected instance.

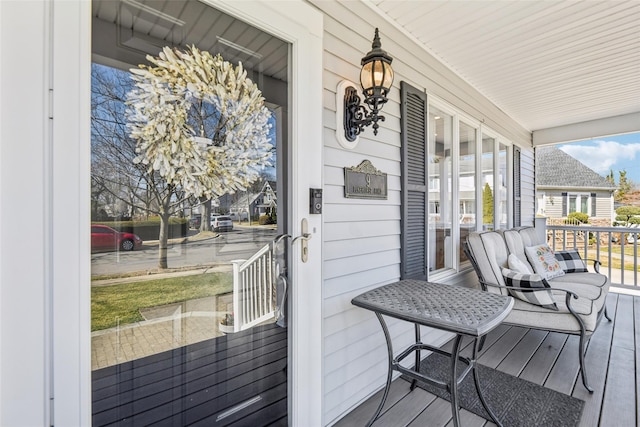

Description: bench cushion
[506,294,599,334]
[550,272,610,314]
[466,231,510,296]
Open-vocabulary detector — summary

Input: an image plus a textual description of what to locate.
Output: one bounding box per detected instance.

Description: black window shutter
[562,192,568,216]
[513,147,521,227]
[591,192,597,216]
[400,81,428,280]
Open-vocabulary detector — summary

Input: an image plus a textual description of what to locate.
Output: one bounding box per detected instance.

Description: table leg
[411,324,421,391]
[472,337,503,427]
[366,312,394,427]
[450,334,463,427]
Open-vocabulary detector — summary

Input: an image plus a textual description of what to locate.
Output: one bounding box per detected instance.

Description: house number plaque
[344,160,388,200]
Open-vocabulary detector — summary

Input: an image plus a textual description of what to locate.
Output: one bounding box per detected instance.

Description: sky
[558,131,640,184]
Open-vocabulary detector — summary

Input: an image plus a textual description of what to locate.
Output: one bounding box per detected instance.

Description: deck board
[571,294,617,427]
[518,332,567,385]
[495,328,547,377]
[92,323,287,427]
[406,395,458,427]
[599,294,636,426]
[336,292,638,427]
[374,386,433,426]
[477,327,528,369]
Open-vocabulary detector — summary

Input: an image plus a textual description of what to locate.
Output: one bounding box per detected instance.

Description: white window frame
[478,126,514,231]
[567,192,592,215]
[427,97,510,276]
[425,96,515,280]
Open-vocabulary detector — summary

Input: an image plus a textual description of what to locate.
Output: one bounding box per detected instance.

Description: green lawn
[586,248,640,273]
[608,245,639,257]
[91,272,232,331]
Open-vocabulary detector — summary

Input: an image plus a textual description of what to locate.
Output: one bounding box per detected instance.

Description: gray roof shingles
[536,146,617,189]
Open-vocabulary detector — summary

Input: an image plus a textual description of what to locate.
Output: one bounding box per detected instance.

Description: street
[91,225,278,276]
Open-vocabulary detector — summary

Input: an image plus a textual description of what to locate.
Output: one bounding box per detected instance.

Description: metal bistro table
[352,280,513,427]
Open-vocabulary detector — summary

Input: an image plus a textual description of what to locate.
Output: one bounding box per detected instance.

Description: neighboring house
[226,181,277,220]
[1,2,638,427]
[536,147,616,225]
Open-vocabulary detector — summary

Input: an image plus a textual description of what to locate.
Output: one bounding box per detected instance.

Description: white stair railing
[231,243,277,332]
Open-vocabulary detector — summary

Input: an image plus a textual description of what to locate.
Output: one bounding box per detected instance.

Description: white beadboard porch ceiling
[369,0,640,134]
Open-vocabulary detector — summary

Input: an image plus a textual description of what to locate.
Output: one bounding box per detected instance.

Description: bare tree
[91,63,191,266]
[92,46,273,269]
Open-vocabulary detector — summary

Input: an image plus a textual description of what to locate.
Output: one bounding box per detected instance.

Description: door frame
[50,1,324,425]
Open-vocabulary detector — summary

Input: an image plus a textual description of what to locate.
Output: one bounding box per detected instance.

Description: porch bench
[464,226,611,392]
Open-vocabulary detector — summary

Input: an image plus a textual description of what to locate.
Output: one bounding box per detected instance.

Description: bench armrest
[480,280,578,299]
[479,280,583,315]
[584,258,602,274]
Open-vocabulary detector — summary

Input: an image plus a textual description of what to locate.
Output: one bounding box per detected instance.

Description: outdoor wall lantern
[343,28,394,143]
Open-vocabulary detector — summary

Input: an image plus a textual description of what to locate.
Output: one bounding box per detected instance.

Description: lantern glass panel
[360,60,394,96]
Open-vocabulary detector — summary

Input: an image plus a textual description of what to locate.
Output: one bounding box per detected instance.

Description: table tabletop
[352,280,513,337]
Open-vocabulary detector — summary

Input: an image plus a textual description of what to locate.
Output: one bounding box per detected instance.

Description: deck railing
[231,243,277,332]
[546,224,640,288]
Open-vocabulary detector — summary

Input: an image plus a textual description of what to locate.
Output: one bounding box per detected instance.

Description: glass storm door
[90,1,290,425]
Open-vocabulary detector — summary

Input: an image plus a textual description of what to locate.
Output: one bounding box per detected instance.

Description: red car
[91,225,143,252]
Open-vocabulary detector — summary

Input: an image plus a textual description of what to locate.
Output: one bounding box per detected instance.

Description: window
[564,193,592,215]
[401,82,516,279]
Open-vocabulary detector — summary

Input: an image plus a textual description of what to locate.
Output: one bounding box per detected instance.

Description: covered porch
[2,1,640,426]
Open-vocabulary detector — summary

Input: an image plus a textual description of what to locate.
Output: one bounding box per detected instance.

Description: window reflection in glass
[498,142,508,229]
[482,134,495,230]
[459,122,476,262]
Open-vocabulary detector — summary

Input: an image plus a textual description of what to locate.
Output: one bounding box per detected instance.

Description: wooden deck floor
[335,292,639,427]
[92,323,288,427]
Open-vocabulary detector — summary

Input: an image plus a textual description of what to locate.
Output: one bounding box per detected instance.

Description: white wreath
[126,46,273,199]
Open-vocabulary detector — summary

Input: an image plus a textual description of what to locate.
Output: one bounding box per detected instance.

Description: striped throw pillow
[502,268,558,311]
[555,250,588,273]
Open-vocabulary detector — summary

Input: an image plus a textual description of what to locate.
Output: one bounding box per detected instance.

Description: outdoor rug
[406,353,584,427]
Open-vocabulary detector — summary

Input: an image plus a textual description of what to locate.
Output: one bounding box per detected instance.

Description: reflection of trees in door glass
[91,47,275,269]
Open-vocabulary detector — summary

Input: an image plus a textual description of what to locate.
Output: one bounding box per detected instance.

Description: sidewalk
[91,225,278,370]
[92,293,233,370]
[91,261,235,370]
[92,264,232,287]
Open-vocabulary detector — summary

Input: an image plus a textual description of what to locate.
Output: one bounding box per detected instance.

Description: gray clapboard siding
[544,192,565,218]
[324,235,400,261]
[324,252,401,280]
[595,195,614,218]
[314,0,536,423]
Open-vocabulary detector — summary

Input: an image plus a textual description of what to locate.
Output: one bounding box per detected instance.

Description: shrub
[258,214,276,225]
